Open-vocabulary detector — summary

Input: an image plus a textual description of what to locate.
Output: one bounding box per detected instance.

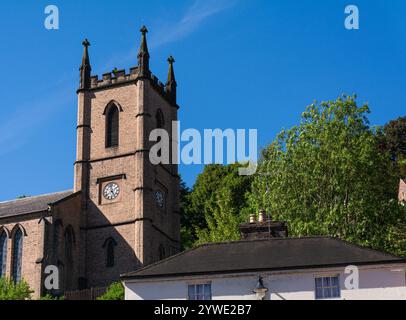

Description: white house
[122,213,406,300]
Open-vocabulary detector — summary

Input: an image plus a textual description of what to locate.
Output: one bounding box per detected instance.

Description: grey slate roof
[122,237,406,280]
[0,190,74,219]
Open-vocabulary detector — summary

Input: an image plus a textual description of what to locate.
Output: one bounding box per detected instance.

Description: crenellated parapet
[79,26,178,106]
[88,68,176,106]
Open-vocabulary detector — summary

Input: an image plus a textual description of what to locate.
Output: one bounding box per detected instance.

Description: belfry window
[155,110,165,158]
[12,228,23,283]
[106,105,119,148]
[0,231,7,277]
[156,109,164,129]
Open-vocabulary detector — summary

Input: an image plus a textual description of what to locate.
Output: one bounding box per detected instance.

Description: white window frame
[314,275,341,300]
[187,282,212,300]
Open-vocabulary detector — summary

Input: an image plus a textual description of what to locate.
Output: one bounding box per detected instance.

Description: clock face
[155,190,165,208]
[103,182,120,200]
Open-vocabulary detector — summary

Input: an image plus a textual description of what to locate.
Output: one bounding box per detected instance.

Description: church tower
[74,27,180,288]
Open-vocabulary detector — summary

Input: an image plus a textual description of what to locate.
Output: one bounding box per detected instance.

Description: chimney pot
[258,210,266,223]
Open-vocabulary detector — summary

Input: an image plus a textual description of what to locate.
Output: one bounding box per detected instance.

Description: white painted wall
[124,264,406,300]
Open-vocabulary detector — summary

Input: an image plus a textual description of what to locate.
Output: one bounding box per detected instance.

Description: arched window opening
[64,226,75,290]
[64,227,75,266]
[106,105,119,148]
[103,238,117,268]
[12,228,23,283]
[53,220,62,263]
[0,231,7,277]
[159,244,166,261]
[156,109,165,129]
[155,110,165,158]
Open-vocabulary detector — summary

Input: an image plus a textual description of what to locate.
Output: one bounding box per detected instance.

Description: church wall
[49,193,82,291]
[0,212,47,299]
[85,222,139,288]
[147,87,180,248]
[79,78,180,285]
[82,82,144,287]
[89,84,139,160]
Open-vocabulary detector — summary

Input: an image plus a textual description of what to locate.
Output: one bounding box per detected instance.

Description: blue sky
[0,0,405,201]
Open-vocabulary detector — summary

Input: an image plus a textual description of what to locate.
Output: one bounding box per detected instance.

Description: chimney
[399,179,406,203]
[240,210,288,240]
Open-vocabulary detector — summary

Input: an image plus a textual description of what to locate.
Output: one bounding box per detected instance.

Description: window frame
[103,237,117,268]
[187,282,212,301]
[314,275,341,300]
[0,231,8,277]
[105,104,120,148]
[11,228,24,283]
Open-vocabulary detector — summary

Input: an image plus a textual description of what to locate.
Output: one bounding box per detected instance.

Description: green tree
[195,188,244,245]
[184,164,252,246]
[382,116,406,179]
[249,95,406,255]
[0,278,33,300]
[40,294,65,300]
[180,180,194,250]
[97,282,124,300]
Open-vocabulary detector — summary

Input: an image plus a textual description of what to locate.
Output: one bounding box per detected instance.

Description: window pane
[0,233,7,277]
[204,284,212,300]
[332,286,340,298]
[196,284,204,299]
[12,229,23,283]
[188,285,196,300]
[315,276,340,300]
[316,287,323,299]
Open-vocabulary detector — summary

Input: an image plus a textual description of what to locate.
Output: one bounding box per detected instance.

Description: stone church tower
[73,26,181,289]
[0,26,180,298]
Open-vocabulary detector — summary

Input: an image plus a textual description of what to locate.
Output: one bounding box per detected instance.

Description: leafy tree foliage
[249,95,406,255]
[40,294,65,300]
[195,188,244,245]
[0,278,33,300]
[382,116,406,179]
[97,282,124,300]
[181,164,252,248]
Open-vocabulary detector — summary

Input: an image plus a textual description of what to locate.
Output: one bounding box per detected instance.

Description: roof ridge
[195,236,332,248]
[0,190,73,205]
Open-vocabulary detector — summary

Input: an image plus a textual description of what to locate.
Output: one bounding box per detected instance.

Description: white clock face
[103,183,120,200]
[155,190,165,208]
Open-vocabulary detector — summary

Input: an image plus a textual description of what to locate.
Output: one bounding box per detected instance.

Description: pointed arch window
[103,238,117,268]
[64,226,75,267]
[12,228,23,283]
[156,109,164,129]
[106,105,119,148]
[0,231,7,277]
[53,220,62,259]
[64,226,75,290]
[155,110,165,158]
